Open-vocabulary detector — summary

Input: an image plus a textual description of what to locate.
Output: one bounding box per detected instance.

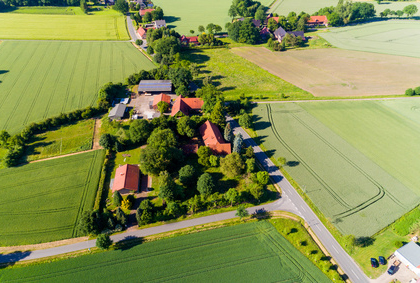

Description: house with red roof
[180,35,200,46]
[139,8,154,16]
[136,26,147,39]
[260,27,270,39]
[307,16,328,27]
[152,93,171,110]
[171,95,203,116]
[199,121,231,155]
[112,164,140,194]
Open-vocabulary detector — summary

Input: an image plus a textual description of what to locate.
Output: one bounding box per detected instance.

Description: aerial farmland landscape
[1,0,420,282]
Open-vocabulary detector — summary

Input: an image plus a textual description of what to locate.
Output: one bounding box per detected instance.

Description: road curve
[228,116,369,283]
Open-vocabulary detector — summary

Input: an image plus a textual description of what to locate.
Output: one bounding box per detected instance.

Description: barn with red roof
[171,95,203,116]
[199,121,231,155]
[307,16,328,27]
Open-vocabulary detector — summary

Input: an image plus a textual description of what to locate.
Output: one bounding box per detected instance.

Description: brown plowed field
[232,47,420,97]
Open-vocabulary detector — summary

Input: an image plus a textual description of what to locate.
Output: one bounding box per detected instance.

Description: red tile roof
[112,164,140,192]
[270,17,279,23]
[308,16,328,25]
[199,121,231,155]
[171,95,203,116]
[152,93,171,108]
[139,8,154,16]
[188,36,199,43]
[137,26,147,38]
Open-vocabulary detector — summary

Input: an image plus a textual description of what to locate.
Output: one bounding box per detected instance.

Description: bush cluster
[405,86,420,96]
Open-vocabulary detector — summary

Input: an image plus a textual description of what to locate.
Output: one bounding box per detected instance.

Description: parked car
[371,258,379,268]
[379,256,386,265]
[387,265,396,275]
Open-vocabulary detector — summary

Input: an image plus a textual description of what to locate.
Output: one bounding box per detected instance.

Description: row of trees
[227,18,261,44]
[379,5,418,18]
[313,0,375,26]
[405,86,420,96]
[0,0,79,8]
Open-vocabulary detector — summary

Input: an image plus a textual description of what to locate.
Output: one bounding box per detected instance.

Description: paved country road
[126,13,138,42]
[228,117,370,283]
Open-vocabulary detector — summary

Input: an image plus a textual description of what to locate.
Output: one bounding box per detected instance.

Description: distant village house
[307,16,328,27]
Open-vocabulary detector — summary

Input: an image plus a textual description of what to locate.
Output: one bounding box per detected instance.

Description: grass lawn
[0,221,331,282]
[152,0,274,35]
[0,150,105,246]
[25,119,95,162]
[253,100,420,236]
[0,7,128,40]
[320,20,420,58]
[231,46,420,97]
[181,48,312,101]
[0,41,154,134]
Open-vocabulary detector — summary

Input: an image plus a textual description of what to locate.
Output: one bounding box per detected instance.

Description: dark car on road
[388,265,396,275]
[379,256,386,265]
[371,258,379,268]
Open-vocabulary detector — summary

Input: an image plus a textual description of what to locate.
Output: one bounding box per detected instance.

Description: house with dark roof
[287,31,306,41]
[260,27,270,39]
[252,19,261,27]
[153,20,166,29]
[108,103,127,120]
[152,93,171,109]
[199,121,231,155]
[394,241,420,276]
[112,164,140,194]
[307,16,328,27]
[273,26,287,42]
[139,8,154,16]
[171,95,203,116]
[138,80,172,94]
[136,27,147,39]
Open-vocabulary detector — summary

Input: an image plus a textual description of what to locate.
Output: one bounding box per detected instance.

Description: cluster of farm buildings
[109,79,231,194]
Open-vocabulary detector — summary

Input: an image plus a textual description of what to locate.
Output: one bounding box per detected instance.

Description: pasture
[253,99,420,236]
[0,41,155,134]
[0,9,128,40]
[182,48,312,100]
[269,0,420,16]
[25,119,95,162]
[6,6,84,15]
[0,221,331,282]
[320,20,420,58]
[232,47,420,97]
[0,150,105,246]
[152,0,274,35]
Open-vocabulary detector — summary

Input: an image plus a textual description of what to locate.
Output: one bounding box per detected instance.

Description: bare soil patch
[232,47,420,97]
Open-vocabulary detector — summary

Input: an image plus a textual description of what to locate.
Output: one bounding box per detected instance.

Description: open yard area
[0,221,331,282]
[182,48,312,100]
[153,0,274,35]
[253,99,420,236]
[232,47,420,97]
[0,41,154,134]
[0,150,105,246]
[320,20,420,58]
[0,8,128,40]
[25,119,95,162]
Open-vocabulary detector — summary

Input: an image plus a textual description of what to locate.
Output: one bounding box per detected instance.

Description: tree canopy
[197,173,215,196]
[129,119,152,144]
[113,0,128,14]
[220,152,245,178]
[147,128,177,152]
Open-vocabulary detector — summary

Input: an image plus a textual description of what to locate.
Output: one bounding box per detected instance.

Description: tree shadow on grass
[210,172,238,194]
[164,16,181,24]
[253,121,271,131]
[114,236,144,251]
[286,161,300,167]
[181,49,211,64]
[0,70,8,75]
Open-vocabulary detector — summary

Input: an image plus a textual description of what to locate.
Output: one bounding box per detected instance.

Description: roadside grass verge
[0,150,105,246]
[25,119,95,162]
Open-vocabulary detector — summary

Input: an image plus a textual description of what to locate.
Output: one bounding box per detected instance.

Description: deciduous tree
[96,234,113,250]
[220,152,245,178]
[236,205,249,220]
[197,173,215,196]
[129,119,152,144]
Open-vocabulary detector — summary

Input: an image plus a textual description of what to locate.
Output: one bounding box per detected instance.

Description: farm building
[108,103,126,120]
[180,35,200,46]
[287,31,305,41]
[171,95,203,116]
[136,27,147,39]
[394,241,420,276]
[152,93,171,109]
[139,8,154,16]
[199,121,231,155]
[138,80,172,94]
[273,27,287,42]
[153,20,166,29]
[307,16,328,27]
[112,164,140,194]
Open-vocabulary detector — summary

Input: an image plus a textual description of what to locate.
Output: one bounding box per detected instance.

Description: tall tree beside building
[113,0,128,14]
[224,123,234,142]
[210,101,226,129]
[233,133,243,154]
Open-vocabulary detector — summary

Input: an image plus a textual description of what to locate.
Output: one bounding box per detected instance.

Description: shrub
[209,155,219,167]
[113,191,123,206]
[415,86,420,96]
[96,234,113,250]
[256,171,269,186]
[99,134,115,150]
[197,146,212,167]
[393,207,420,236]
[135,39,143,46]
[405,88,414,96]
[394,240,403,248]
[178,165,196,187]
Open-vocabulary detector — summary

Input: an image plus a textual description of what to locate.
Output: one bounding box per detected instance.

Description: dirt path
[29,149,97,163]
[0,236,88,254]
[92,118,102,150]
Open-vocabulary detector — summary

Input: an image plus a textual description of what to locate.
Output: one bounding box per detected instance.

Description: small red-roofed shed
[152,93,171,109]
[112,164,140,194]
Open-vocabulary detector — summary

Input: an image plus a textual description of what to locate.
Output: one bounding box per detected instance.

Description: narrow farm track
[28,149,97,164]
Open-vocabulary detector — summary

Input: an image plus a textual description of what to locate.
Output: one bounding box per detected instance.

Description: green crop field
[6,6,84,15]
[153,0,274,35]
[25,119,95,162]
[0,41,154,134]
[182,48,312,100]
[0,221,331,282]
[0,150,104,246]
[0,8,128,40]
[269,0,420,16]
[254,99,420,236]
[320,20,420,58]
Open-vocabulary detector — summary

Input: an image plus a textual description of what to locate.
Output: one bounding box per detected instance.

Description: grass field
[25,119,95,162]
[232,47,420,97]
[5,6,84,15]
[320,20,420,58]
[181,48,312,100]
[152,0,274,35]
[0,41,154,134]
[0,150,104,246]
[253,99,420,236]
[269,0,420,16]
[0,8,128,40]
[0,221,331,282]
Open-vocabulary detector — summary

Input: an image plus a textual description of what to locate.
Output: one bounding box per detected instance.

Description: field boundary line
[29,149,97,164]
